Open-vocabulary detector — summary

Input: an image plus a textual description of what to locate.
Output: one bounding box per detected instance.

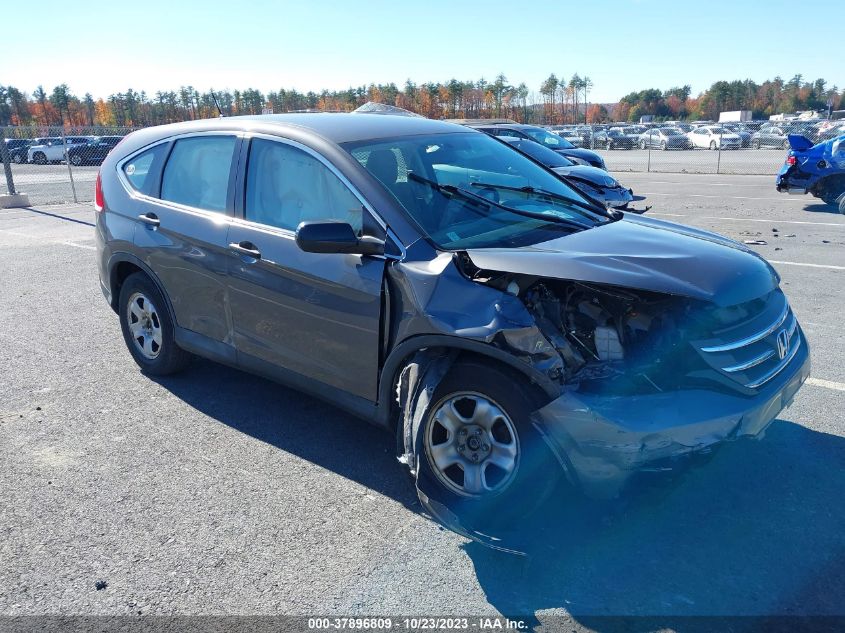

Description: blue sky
[5,0,844,103]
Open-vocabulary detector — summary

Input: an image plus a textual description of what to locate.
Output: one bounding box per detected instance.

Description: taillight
[94,171,104,211]
[786,155,796,166]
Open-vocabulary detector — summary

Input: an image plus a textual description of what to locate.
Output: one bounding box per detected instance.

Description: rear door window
[160,136,237,212]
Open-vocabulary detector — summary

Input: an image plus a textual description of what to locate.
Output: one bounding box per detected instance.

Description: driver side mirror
[295,221,385,256]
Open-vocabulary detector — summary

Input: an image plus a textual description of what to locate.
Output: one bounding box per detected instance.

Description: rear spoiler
[787,134,813,151]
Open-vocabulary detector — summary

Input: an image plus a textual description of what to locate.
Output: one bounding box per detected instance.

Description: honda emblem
[776,329,789,360]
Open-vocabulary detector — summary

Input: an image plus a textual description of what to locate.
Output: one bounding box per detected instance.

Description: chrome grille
[696,295,801,390]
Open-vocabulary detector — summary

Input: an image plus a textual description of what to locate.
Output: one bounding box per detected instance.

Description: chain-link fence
[1,126,138,205]
[551,119,845,174]
[3,119,844,206]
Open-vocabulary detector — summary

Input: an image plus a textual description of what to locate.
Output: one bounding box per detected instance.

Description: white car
[687,126,742,150]
[27,136,90,164]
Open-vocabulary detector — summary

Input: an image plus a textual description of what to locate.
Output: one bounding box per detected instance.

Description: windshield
[342,132,608,250]
[521,127,575,149]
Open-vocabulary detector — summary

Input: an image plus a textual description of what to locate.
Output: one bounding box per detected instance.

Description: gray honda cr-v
[95,113,810,536]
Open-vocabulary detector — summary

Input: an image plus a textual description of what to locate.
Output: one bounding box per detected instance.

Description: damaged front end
[412,251,812,500]
[470,258,809,499]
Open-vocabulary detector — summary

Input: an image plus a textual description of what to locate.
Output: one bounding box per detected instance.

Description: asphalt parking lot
[1,173,843,628]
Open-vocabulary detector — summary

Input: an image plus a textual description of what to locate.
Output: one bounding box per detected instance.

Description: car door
[689,129,700,148]
[45,139,64,161]
[129,132,241,349]
[225,135,386,402]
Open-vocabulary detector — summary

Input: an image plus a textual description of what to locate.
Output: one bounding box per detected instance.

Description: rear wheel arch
[108,254,177,326]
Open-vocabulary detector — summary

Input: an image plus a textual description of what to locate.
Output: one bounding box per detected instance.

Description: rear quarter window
[122,143,170,196]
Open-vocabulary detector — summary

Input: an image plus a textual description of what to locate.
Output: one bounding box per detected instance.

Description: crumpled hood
[464,215,779,306]
[551,165,619,187]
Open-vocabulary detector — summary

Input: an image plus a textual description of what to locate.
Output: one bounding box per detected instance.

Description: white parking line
[643,192,800,202]
[631,180,767,187]
[806,378,845,392]
[650,212,845,227]
[768,260,845,271]
[60,241,96,251]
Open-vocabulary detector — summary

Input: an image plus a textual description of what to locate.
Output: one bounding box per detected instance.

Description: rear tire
[413,360,563,530]
[33,152,47,165]
[118,272,191,376]
[709,141,717,150]
[660,140,667,151]
[816,176,845,206]
[70,154,83,166]
[12,153,23,164]
[752,139,761,149]
[782,139,790,150]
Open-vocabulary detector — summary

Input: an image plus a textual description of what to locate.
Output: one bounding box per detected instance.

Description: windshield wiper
[469,181,610,218]
[407,173,591,230]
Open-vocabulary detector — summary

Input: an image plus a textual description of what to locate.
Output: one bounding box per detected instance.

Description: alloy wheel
[126,292,163,360]
[425,392,520,497]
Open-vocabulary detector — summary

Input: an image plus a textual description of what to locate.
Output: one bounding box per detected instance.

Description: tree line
[616,76,843,122]
[1,73,842,130]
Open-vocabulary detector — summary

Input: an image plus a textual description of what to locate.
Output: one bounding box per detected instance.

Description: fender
[375,333,562,427]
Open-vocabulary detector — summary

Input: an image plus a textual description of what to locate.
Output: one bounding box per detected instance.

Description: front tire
[118,272,191,375]
[70,154,83,166]
[753,139,761,149]
[12,153,23,164]
[709,140,717,150]
[660,140,668,151]
[33,152,47,165]
[413,361,562,528]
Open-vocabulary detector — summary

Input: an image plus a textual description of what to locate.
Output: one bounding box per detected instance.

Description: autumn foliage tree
[1,73,842,131]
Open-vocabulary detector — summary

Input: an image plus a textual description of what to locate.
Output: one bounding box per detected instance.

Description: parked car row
[550,119,845,150]
[2,135,125,165]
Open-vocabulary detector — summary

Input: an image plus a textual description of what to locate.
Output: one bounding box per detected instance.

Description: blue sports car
[776,133,845,212]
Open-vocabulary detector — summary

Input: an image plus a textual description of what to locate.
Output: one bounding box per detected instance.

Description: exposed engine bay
[455,252,764,396]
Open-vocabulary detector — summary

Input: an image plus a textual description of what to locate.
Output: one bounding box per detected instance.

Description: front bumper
[532,340,811,499]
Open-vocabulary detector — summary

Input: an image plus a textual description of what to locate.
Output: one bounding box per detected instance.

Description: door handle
[138,212,160,228]
[229,241,261,260]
